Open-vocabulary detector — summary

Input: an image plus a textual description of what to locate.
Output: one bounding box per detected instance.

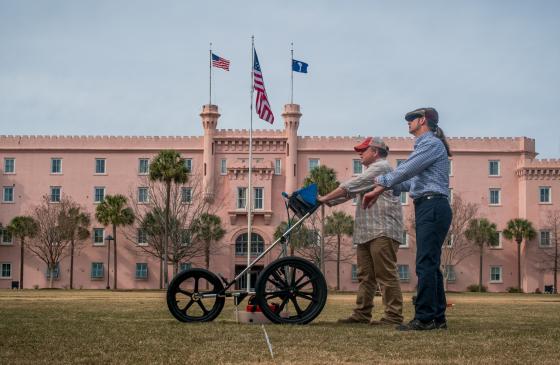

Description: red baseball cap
[354,137,389,153]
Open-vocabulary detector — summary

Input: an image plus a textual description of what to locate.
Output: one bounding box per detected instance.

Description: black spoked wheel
[255,256,327,324]
[166,268,225,322]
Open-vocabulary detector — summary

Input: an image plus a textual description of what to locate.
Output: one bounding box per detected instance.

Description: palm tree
[192,213,225,271]
[7,216,38,289]
[503,218,536,291]
[274,220,316,256]
[59,206,90,289]
[465,218,499,292]
[95,194,135,289]
[325,211,354,290]
[304,165,339,273]
[149,150,188,288]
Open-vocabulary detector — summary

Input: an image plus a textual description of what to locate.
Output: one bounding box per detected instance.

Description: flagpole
[247,36,255,292]
[291,42,294,104]
[209,42,212,105]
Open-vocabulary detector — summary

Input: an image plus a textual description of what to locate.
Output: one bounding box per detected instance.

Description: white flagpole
[247,36,255,292]
[291,42,294,104]
[209,42,212,105]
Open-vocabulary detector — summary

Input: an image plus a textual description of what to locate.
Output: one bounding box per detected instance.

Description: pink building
[1,103,558,292]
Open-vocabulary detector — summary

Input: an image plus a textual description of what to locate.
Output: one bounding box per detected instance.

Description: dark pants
[414,197,452,323]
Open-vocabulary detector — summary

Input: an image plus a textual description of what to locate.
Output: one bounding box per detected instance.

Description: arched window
[235,233,265,256]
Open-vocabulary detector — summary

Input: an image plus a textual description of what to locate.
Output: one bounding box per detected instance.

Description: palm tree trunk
[49,263,54,289]
[70,240,75,289]
[517,240,522,290]
[164,181,171,288]
[19,238,24,289]
[479,246,483,292]
[113,225,118,290]
[336,234,341,291]
[320,205,325,274]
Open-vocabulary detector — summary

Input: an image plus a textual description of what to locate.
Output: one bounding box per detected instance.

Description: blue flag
[292,59,308,73]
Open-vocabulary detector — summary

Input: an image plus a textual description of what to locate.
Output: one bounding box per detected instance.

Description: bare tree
[408,194,480,290]
[127,172,220,285]
[27,196,73,288]
[537,210,560,293]
[441,195,480,288]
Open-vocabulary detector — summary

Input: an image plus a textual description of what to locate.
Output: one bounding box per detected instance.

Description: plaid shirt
[334,159,404,245]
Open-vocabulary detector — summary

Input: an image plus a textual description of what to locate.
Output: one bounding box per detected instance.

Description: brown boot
[337,316,369,324]
[370,317,402,326]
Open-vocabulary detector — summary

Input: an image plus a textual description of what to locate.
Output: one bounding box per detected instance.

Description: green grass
[1,290,560,364]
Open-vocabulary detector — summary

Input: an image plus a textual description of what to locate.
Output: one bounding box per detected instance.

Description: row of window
[3,157,505,178]
[1,158,193,175]
[0,227,555,249]
[1,186,193,204]
[350,264,504,283]
[0,261,194,280]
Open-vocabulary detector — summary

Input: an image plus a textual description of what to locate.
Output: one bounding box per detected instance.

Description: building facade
[1,103,559,292]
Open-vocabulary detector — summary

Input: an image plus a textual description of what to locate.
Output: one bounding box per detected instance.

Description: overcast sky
[1,1,559,157]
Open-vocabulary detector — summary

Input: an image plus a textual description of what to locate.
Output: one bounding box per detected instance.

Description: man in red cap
[318,137,404,325]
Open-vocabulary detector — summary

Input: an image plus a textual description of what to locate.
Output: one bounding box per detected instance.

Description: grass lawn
[1,290,560,364]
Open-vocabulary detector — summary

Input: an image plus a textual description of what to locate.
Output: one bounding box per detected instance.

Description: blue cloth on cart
[288,184,319,218]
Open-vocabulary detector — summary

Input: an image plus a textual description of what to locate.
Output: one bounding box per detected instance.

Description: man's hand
[362,185,386,208]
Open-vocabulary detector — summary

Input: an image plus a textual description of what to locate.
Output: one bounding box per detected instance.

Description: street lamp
[105,235,114,290]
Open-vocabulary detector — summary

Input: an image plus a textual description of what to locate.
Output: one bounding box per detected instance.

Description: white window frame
[93,228,105,246]
[400,192,408,205]
[308,158,320,172]
[445,234,454,248]
[184,158,193,173]
[397,264,410,282]
[220,159,227,175]
[274,159,281,175]
[489,160,501,177]
[352,159,363,175]
[489,188,501,206]
[50,186,61,203]
[137,229,148,246]
[3,186,14,203]
[444,265,456,282]
[135,263,148,280]
[237,187,247,209]
[91,262,104,279]
[138,158,149,175]
[253,187,264,210]
[95,158,106,174]
[490,266,503,283]
[94,187,105,204]
[3,158,15,174]
[137,187,149,204]
[181,187,192,204]
[490,231,503,249]
[51,158,62,174]
[1,229,13,245]
[0,262,12,279]
[351,264,358,282]
[448,188,453,204]
[180,262,192,272]
[539,231,552,248]
[539,186,552,204]
[400,231,409,248]
[352,196,358,206]
[448,159,453,176]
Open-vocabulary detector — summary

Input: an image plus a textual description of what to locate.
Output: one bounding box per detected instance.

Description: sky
[0,0,559,157]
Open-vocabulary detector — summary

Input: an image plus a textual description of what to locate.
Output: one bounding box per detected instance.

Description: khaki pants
[352,236,403,323]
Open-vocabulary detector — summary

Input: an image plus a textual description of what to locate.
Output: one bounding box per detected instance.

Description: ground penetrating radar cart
[166,184,327,324]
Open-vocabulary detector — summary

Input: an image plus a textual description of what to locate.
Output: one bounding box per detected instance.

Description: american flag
[212,53,230,71]
[253,49,274,124]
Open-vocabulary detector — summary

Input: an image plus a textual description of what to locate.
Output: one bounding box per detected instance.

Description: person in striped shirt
[363,107,452,331]
[318,137,404,325]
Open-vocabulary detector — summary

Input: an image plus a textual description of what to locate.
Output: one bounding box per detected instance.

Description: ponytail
[428,121,452,157]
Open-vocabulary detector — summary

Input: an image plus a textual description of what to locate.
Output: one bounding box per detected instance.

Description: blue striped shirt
[375,131,450,199]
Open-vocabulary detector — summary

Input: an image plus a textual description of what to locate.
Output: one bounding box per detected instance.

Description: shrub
[534,288,542,294]
[507,287,524,293]
[467,284,487,292]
